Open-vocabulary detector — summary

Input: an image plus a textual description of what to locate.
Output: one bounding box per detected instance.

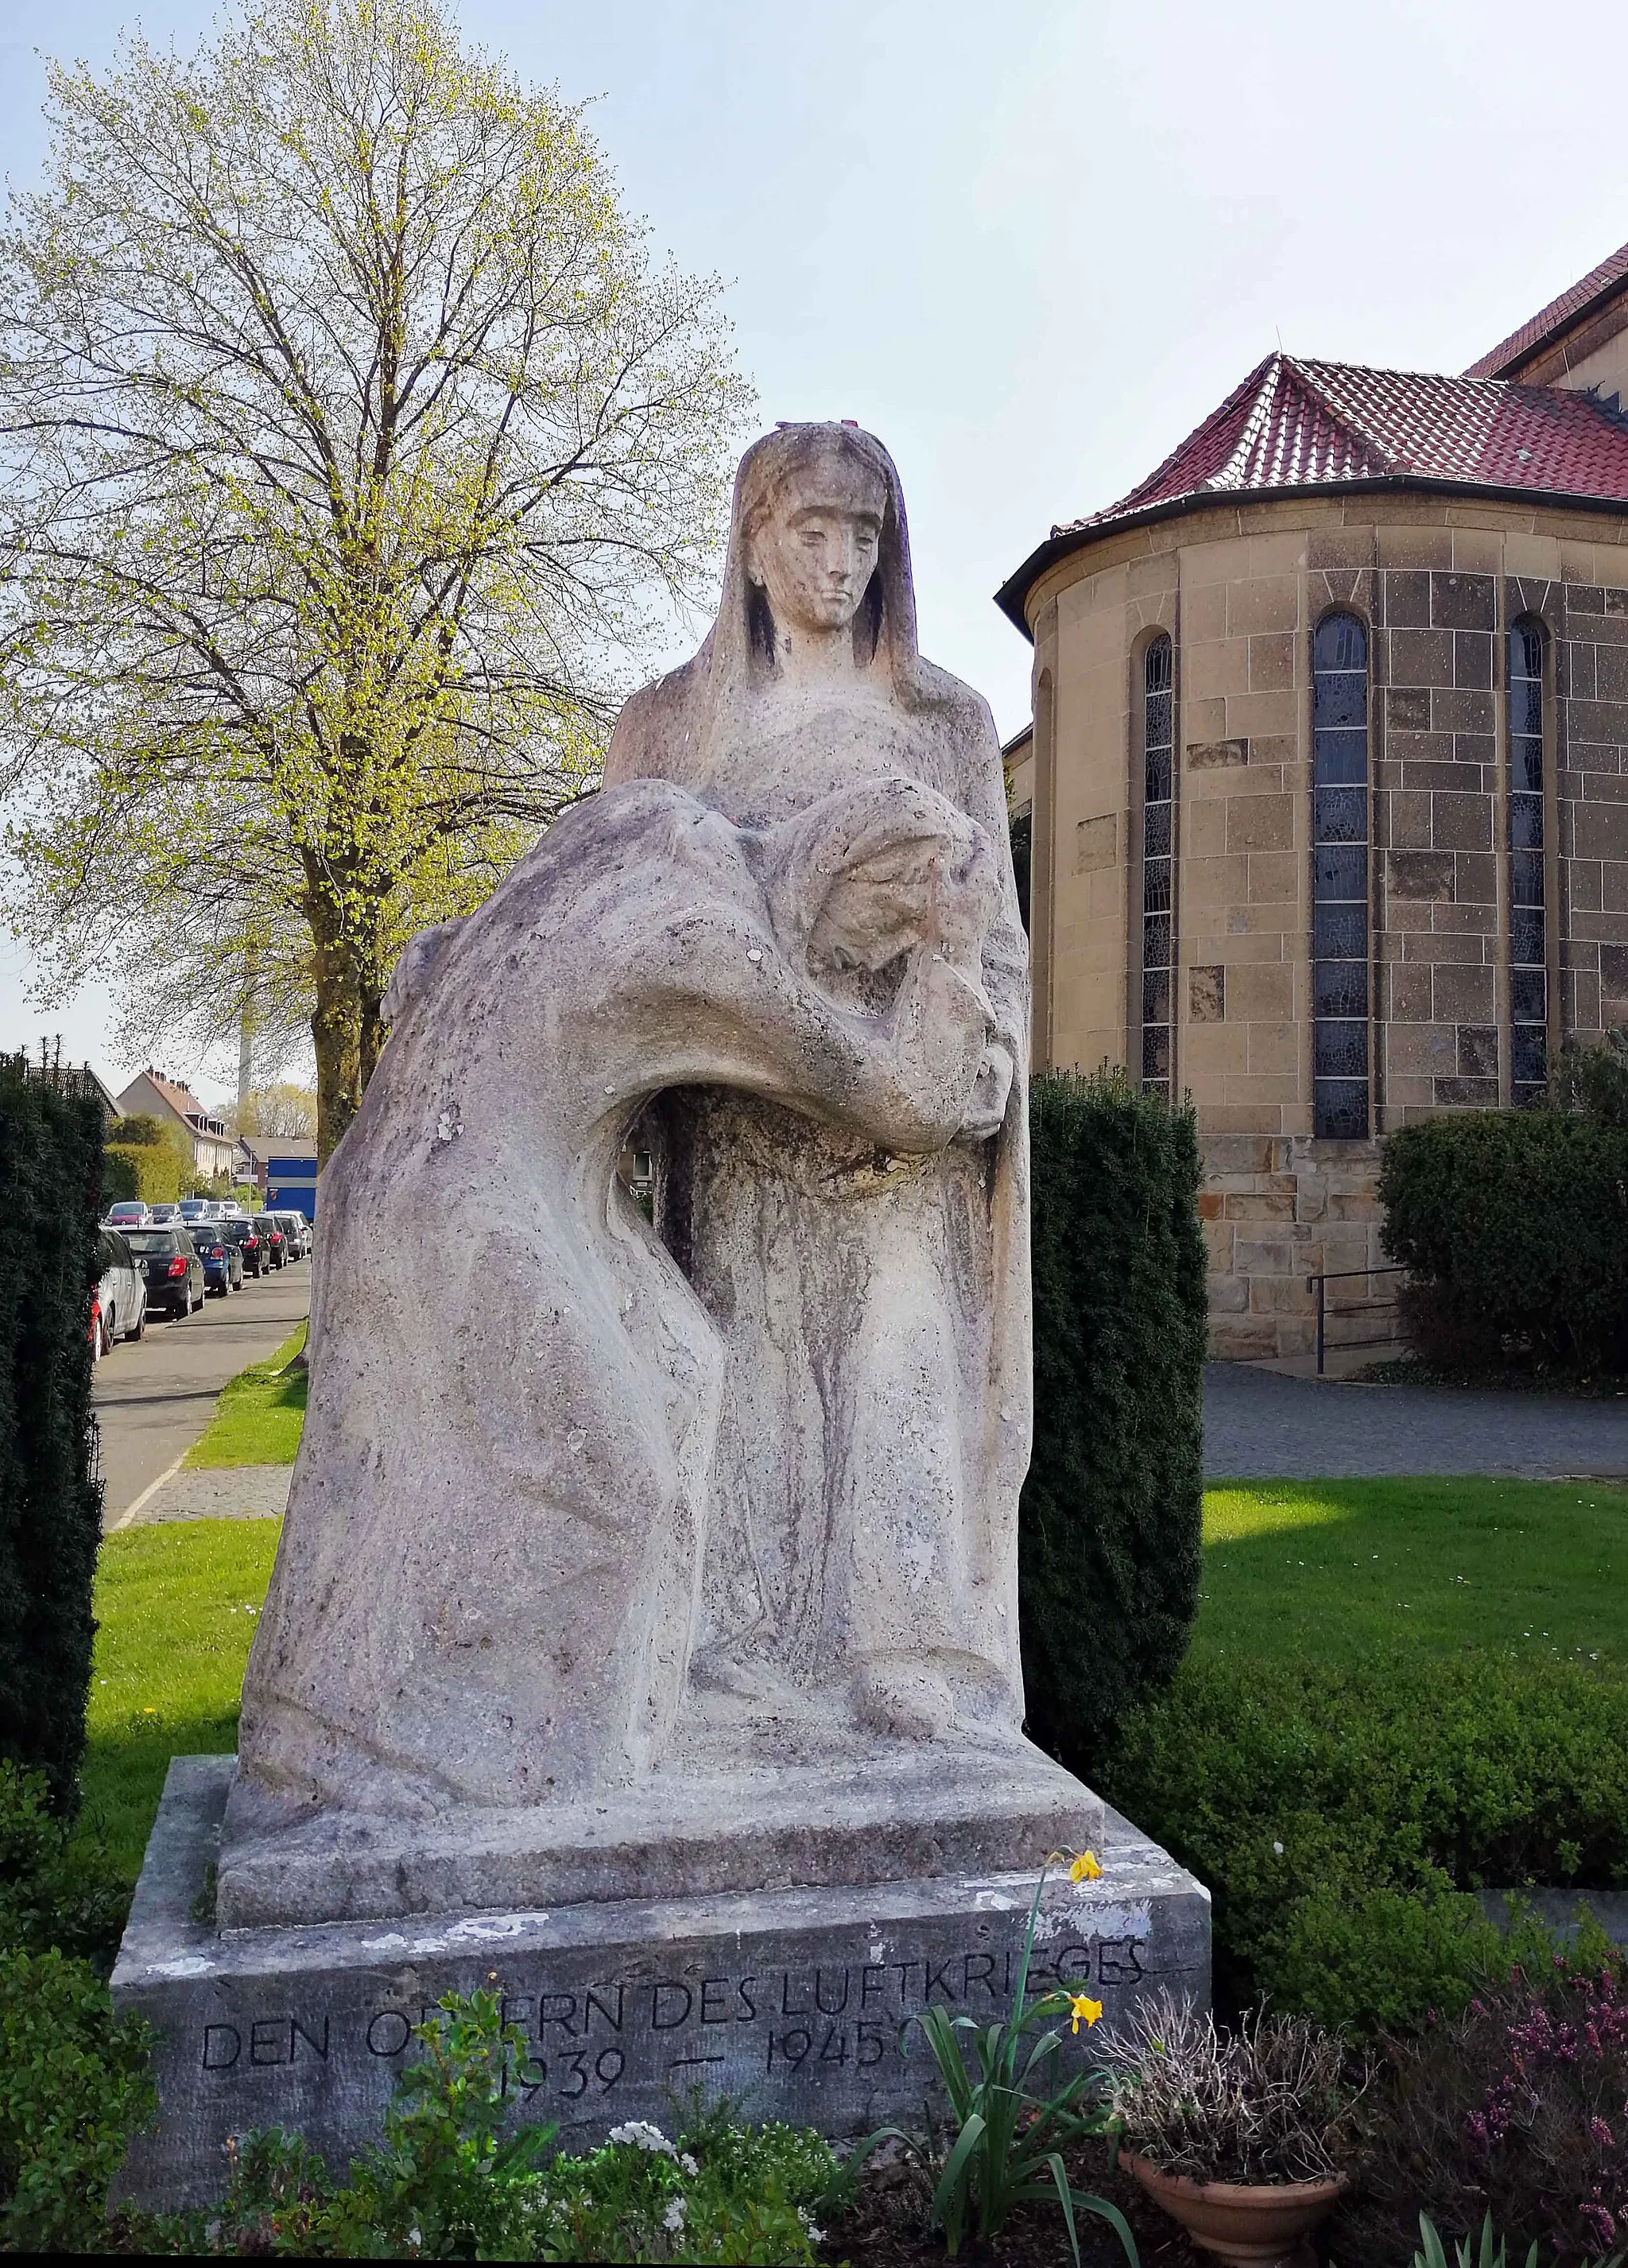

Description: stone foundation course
[113,1757,1211,2212]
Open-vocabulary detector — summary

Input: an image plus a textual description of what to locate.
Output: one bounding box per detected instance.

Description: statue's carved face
[745,453,886,636]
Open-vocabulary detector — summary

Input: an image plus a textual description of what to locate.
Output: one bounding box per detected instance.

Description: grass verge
[181,1322,308,1468]
[79,1518,281,1884]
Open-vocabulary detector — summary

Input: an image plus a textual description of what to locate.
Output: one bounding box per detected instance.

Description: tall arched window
[1312,613,1370,1138]
[1508,618,1549,1106]
[1141,634,1174,1098]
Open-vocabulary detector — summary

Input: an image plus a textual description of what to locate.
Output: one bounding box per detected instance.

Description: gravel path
[1204,1362,1628,1479]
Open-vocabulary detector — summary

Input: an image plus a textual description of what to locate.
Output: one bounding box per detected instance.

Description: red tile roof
[996,352,1628,632]
[1072,355,1628,532]
[1465,239,1628,380]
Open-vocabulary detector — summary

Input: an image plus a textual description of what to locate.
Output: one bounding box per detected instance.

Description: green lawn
[1200,1476,1628,1669]
[78,1474,1628,1892]
[79,1518,281,1883]
[181,1323,308,1467]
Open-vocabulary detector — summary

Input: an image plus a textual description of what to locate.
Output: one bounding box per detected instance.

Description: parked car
[147,1203,184,1228]
[105,1200,149,1231]
[274,1210,312,1260]
[190,1223,244,1297]
[92,1228,147,1354]
[253,1213,289,1269]
[122,1227,207,1319]
[177,1197,209,1225]
[219,1215,269,1277]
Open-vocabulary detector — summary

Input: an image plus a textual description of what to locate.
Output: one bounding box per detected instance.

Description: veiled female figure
[608,423,1032,1755]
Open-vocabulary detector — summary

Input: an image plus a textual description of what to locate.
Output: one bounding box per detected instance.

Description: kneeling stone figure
[219,425,1099,1929]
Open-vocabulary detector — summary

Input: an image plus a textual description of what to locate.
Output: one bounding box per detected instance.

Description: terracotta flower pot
[1122,2151,1346,2266]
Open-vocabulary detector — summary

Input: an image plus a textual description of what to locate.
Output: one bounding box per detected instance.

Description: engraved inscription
[192,1935,1152,2100]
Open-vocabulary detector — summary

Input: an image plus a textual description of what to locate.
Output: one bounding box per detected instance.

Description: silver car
[92,1227,147,1355]
[274,1210,312,1259]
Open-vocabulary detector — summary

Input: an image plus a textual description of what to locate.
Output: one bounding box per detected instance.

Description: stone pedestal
[114,1756,1210,2212]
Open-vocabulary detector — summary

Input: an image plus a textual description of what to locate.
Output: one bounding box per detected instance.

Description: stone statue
[219,426,1076,1931]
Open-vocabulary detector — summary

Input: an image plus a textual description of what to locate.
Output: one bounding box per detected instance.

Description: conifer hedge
[1019,1067,1207,1765]
[0,1063,105,1807]
[1379,1111,1628,1377]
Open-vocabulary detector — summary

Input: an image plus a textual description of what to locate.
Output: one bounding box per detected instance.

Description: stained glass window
[1508,618,1548,1106]
[1312,613,1369,1138]
[1142,635,1174,1096]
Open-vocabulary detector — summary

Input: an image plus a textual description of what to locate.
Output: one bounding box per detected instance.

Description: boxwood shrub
[1097,1646,1628,2033]
[1378,1111,1628,1375]
[1020,1068,1207,1758]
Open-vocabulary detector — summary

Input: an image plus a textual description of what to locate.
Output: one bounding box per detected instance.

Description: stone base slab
[114,1756,1210,2212]
[217,1744,1105,1929]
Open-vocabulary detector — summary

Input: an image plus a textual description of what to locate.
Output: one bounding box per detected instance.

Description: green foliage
[183,1325,309,1468]
[1021,1068,1207,1756]
[1099,1646,1628,2033]
[1552,1028,1628,1130]
[0,0,751,1153]
[83,1518,280,1888]
[0,1944,153,2251]
[1414,2215,1539,2268]
[108,1114,164,1146]
[1379,1111,1628,1375]
[106,1140,182,1206]
[0,1762,126,1968]
[0,1060,105,1806]
[204,1992,839,2260]
[867,1857,1137,2267]
[100,1146,138,1209]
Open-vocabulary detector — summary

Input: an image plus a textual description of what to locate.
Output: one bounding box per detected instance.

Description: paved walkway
[124,1464,292,1526]
[1204,1362,1628,1479]
[94,1260,310,1526]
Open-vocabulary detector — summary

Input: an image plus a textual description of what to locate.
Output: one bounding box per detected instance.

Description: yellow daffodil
[1069,1993,1103,2034]
[1070,1850,1103,1883]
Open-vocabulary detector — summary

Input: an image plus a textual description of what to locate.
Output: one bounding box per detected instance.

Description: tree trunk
[359,975,386,1096]
[308,887,362,1165]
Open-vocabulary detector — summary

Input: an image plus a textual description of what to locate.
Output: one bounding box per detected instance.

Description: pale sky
[2,0,1626,1095]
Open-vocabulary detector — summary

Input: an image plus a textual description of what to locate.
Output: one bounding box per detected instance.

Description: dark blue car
[190,1226,244,1297]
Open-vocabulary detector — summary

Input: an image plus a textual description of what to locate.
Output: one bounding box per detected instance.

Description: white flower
[408,2230,423,2251]
[1272,1840,1284,1855]
[607,2119,676,2158]
[664,2197,687,2233]
[679,2151,699,2176]
[798,2206,826,2243]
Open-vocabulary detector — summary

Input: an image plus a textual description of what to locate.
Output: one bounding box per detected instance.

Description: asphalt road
[93,1257,312,1527]
[1204,1360,1628,1479]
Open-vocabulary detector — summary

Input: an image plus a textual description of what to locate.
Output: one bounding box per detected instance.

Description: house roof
[996,352,1628,631]
[1465,238,1628,380]
[122,1068,230,1138]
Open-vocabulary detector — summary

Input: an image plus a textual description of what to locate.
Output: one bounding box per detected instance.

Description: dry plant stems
[861,1851,1140,2268]
[1107,1989,1360,2185]
[0,0,752,1153]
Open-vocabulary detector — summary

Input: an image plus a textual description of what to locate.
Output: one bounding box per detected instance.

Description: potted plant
[1105,1991,1362,2267]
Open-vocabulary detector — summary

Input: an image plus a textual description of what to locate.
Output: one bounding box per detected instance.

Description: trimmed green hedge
[1379,1111,1628,1374]
[1099,1646,1628,2033]
[1019,1068,1207,1759]
[0,1063,105,1807]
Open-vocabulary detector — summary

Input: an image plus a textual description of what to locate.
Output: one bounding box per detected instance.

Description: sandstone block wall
[1022,495,1628,1359]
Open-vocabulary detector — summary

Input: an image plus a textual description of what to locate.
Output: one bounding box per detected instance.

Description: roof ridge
[1281,355,1406,478]
[1466,238,1628,381]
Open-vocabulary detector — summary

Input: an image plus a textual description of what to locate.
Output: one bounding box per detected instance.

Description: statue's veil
[606,422,960,796]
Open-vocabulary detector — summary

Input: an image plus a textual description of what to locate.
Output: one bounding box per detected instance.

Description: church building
[999,241,1628,1360]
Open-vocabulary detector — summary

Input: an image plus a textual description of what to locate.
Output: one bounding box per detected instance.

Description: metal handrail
[1304,1262,1408,1375]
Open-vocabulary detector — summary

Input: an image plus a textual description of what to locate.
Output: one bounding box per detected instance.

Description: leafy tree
[0,0,750,1153]
[233,1084,319,1142]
